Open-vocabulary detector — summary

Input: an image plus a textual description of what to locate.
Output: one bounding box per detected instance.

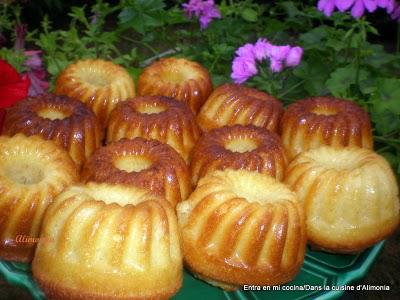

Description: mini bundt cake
[191,125,287,186]
[3,94,103,168]
[55,59,135,125]
[107,96,201,163]
[197,83,283,132]
[177,169,306,290]
[281,96,373,160]
[32,182,182,300]
[285,146,399,253]
[137,57,212,113]
[82,138,191,208]
[0,134,78,262]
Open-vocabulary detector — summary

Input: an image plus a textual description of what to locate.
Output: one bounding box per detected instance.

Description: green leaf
[300,26,329,50]
[370,78,400,135]
[241,8,258,22]
[325,65,369,97]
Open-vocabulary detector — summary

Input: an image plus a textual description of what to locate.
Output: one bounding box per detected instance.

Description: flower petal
[336,0,356,12]
[0,60,22,84]
[351,0,366,17]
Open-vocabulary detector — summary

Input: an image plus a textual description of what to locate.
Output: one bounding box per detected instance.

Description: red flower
[0,59,30,131]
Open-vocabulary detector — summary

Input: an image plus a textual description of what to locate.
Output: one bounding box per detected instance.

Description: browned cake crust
[55,59,135,125]
[0,134,78,262]
[3,94,103,168]
[191,125,287,186]
[285,146,399,253]
[32,183,183,299]
[107,96,201,164]
[81,138,191,208]
[177,169,307,289]
[137,57,213,113]
[197,83,284,132]
[281,96,373,160]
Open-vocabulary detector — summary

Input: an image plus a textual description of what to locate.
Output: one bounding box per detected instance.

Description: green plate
[0,241,385,300]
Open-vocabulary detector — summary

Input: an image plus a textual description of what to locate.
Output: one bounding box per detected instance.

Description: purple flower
[253,38,271,61]
[270,60,284,73]
[268,45,291,62]
[317,0,396,18]
[236,43,256,59]
[318,0,336,16]
[285,47,304,67]
[231,38,303,83]
[183,0,221,30]
[391,2,400,20]
[24,51,49,96]
[231,56,258,84]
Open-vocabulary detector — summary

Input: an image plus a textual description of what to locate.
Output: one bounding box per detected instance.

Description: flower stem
[278,79,305,99]
[122,36,158,56]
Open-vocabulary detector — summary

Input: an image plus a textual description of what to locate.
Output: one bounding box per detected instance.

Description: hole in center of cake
[136,103,167,114]
[5,162,44,185]
[114,155,153,173]
[82,72,110,87]
[309,148,364,170]
[163,66,195,84]
[311,106,338,116]
[225,138,258,153]
[38,108,71,120]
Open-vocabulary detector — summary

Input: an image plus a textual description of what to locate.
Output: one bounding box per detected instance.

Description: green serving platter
[0,241,385,300]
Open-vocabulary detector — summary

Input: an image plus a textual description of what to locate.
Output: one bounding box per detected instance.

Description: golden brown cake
[137,57,212,113]
[32,182,182,300]
[55,59,135,125]
[191,125,287,186]
[197,83,283,132]
[281,96,373,160]
[177,169,306,290]
[82,138,191,208]
[285,146,399,253]
[0,134,78,262]
[3,94,103,168]
[107,96,201,164]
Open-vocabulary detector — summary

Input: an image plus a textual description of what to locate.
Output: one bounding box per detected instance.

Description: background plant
[0,0,399,174]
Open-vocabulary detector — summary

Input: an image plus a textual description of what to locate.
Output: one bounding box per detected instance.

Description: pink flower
[235,43,256,59]
[183,0,221,30]
[231,38,303,83]
[24,51,49,96]
[268,45,291,62]
[391,2,400,20]
[318,0,395,18]
[318,0,337,16]
[285,47,304,67]
[253,38,271,61]
[270,60,284,73]
[231,56,258,84]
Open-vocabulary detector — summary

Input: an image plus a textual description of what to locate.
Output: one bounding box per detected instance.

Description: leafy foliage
[0,0,399,174]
